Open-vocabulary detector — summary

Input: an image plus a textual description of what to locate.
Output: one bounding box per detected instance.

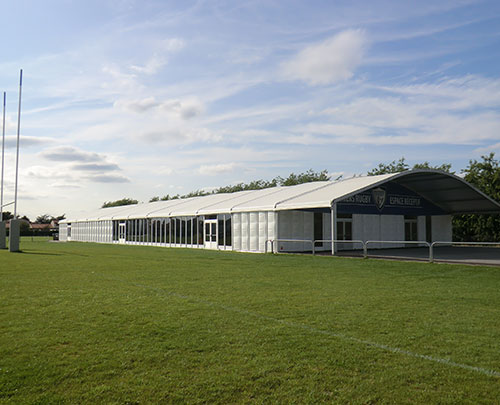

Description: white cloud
[130,54,167,75]
[114,97,159,112]
[25,165,76,181]
[86,174,130,183]
[139,126,221,145]
[130,38,184,75]
[282,29,367,85]
[198,162,238,175]
[72,163,121,172]
[114,96,204,119]
[39,146,105,162]
[2,135,54,149]
[159,98,204,119]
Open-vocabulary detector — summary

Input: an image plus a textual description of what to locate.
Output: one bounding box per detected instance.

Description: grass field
[1,239,499,404]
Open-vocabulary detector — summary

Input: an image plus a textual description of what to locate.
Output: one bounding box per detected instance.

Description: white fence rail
[429,241,500,263]
[265,239,500,263]
[313,239,365,256]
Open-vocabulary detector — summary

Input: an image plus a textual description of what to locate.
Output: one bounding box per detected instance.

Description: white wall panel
[232,213,241,251]
[362,214,381,249]
[381,215,404,248]
[249,212,259,251]
[267,212,275,240]
[432,215,452,242]
[278,211,291,251]
[258,212,268,252]
[241,212,249,251]
[59,224,67,241]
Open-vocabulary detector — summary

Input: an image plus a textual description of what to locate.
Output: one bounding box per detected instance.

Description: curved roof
[63,170,500,222]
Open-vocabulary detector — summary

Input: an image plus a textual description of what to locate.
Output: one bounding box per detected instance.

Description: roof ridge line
[273,181,334,209]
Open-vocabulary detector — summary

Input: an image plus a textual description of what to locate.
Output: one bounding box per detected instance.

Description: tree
[35,214,52,224]
[150,169,332,201]
[102,198,139,208]
[1,211,14,221]
[368,157,453,175]
[367,157,409,175]
[413,162,453,173]
[278,169,331,186]
[453,153,500,242]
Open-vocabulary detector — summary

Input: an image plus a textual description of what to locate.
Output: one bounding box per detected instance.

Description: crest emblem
[372,188,386,211]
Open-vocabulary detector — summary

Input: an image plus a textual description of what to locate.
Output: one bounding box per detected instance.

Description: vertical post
[0,92,6,249]
[330,203,337,255]
[9,70,23,252]
[274,211,279,253]
[223,215,226,249]
[13,69,22,218]
[1,92,5,220]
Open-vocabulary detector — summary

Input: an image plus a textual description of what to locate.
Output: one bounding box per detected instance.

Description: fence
[266,239,500,263]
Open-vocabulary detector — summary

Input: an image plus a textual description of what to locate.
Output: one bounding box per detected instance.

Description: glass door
[336,214,353,250]
[204,219,218,249]
[119,222,126,244]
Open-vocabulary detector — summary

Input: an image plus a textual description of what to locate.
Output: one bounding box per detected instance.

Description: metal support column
[331,203,337,255]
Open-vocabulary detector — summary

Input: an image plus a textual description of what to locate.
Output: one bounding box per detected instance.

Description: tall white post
[0,92,5,249]
[1,92,5,220]
[13,69,22,218]
[9,70,23,252]
[331,203,337,255]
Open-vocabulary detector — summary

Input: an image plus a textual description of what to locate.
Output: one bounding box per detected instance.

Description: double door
[204,220,218,249]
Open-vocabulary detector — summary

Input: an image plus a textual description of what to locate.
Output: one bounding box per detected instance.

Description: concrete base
[9,219,20,252]
[0,221,6,249]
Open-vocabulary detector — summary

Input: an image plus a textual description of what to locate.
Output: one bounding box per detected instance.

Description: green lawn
[1,240,499,404]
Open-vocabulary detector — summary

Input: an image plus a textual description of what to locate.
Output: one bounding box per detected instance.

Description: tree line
[102,154,500,242]
[1,212,66,224]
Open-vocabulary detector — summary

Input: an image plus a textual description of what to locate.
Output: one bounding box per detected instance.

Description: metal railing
[265,238,500,263]
[313,239,365,256]
[430,241,500,263]
[269,239,314,254]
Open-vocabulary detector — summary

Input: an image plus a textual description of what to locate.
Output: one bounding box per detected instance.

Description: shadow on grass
[16,251,65,256]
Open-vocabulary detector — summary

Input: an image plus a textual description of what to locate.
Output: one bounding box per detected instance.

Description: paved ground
[336,246,500,266]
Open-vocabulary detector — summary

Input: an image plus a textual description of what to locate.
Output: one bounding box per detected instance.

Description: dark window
[336,214,353,241]
[186,219,192,245]
[218,218,224,246]
[425,216,432,243]
[198,219,204,244]
[225,217,232,246]
[337,213,353,219]
[404,216,418,241]
[192,219,198,245]
[205,222,210,242]
[314,213,323,247]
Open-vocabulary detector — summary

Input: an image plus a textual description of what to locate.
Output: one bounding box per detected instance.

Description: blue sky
[1,0,500,219]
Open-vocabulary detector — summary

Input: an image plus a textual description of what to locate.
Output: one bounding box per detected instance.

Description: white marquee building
[59,170,500,253]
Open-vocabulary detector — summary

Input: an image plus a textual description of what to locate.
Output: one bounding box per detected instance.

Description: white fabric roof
[63,170,500,223]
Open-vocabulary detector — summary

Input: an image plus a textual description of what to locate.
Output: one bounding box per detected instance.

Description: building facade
[59,170,500,253]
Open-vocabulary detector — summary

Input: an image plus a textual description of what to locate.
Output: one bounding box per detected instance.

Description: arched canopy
[276,170,500,214]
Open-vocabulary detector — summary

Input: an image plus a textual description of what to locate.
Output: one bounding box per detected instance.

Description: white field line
[110,278,500,379]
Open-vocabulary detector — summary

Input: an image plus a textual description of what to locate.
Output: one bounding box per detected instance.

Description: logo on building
[372,188,386,211]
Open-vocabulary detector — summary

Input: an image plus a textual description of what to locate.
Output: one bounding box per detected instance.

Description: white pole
[13,69,22,218]
[1,91,5,222]
[331,203,337,255]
